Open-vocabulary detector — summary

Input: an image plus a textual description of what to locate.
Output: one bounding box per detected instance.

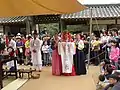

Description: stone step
[2,79,28,90]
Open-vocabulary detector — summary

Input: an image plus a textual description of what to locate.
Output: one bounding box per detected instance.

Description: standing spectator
[25,36,32,65]
[100,32,108,44]
[91,36,101,65]
[109,40,119,69]
[42,41,49,66]
[7,34,17,70]
[16,36,24,65]
[21,36,27,59]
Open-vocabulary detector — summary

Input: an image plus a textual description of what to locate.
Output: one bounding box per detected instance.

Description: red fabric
[52,49,62,76]
[61,32,73,42]
[62,66,76,76]
[25,48,30,56]
[71,65,76,76]
[6,36,9,47]
[9,52,14,56]
[16,50,18,55]
[21,39,27,44]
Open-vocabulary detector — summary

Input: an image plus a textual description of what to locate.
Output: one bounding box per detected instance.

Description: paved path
[19,66,99,90]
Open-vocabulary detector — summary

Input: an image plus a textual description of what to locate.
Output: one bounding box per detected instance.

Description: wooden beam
[115,18,117,24]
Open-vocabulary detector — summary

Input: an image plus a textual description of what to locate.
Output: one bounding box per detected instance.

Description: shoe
[38,70,41,72]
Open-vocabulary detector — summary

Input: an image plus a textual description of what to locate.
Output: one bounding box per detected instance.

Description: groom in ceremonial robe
[30,30,43,72]
[58,32,76,76]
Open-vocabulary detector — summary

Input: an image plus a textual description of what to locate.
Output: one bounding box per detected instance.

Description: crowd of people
[91,30,120,90]
[1,29,120,89]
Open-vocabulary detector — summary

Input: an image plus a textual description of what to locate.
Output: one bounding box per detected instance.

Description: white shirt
[42,45,49,53]
[7,39,17,68]
[100,36,108,43]
[9,39,16,51]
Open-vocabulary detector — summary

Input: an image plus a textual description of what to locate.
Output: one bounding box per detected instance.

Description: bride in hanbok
[58,32,76,76]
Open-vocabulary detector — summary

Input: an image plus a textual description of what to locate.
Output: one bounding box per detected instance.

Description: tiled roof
[61,4,120,19]
[33,15,60,24]
[0,16,27,24]
[0,4,120,24]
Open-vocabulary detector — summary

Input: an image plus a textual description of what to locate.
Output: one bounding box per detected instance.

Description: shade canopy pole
[87,8,93,69]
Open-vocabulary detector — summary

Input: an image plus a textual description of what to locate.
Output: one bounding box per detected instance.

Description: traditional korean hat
[33,30,38,35]
[9,34,14,37]
[61,31,73,42]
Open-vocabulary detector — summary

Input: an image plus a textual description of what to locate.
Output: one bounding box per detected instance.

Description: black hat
[9,34,14,37]
[33,30,38,35]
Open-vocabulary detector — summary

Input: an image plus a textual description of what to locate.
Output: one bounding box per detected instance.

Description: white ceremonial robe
[30,38,43,70]
[58,42,75,73]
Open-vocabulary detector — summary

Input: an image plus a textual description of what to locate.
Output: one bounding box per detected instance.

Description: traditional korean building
[61,3,120,33]
[0,3,120,35]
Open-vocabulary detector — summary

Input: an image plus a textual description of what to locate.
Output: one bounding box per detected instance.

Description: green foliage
[38,24,89,36]
[39,23,59,36]
[67,25,89,33]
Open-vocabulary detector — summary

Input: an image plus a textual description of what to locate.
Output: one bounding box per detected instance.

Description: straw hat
[16,36,21,39]
[17,33,21,36]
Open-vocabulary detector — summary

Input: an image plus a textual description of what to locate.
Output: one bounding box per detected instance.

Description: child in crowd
[97,59,116,89]
[16,36,24,65]
[25,36,32,65]
[42,41,49,66]
[109,40,120,69]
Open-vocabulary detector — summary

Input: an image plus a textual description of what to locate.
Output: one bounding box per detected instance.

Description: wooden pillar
[36,24,39,34]
[31,21,36,34]
[60,19,67,33]
[115,18,117,25]
[62,21,67,30]
[59,21,61,33]
[0,55,3,89]
[107,25,109,30]
[3,25,5,34]
[26,17,31,35]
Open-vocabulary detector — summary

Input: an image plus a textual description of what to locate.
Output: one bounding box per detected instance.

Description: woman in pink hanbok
[109,40,119,69]
[52,34,62,76]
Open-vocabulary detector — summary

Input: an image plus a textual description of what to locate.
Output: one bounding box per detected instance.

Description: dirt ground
[19,66,100,90]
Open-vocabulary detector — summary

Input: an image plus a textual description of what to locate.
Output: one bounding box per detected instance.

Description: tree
[39,23,59,36]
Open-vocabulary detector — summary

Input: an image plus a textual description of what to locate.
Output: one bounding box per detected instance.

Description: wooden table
[0,55,17,89]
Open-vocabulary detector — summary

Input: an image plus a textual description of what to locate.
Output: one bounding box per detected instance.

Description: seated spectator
[96,75,108,90]
[103,74,120,90]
